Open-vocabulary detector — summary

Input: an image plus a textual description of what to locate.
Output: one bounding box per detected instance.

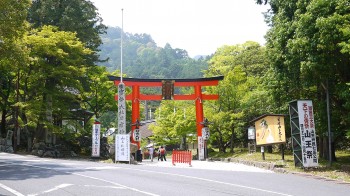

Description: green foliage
[0,0,30,41]
[204,41,269,152]
[28,0,106,63]
[0,0,31,137]
[23,25,93,139]
[263,0,350,151]
[150,100,196,147]
[79,66,117,119]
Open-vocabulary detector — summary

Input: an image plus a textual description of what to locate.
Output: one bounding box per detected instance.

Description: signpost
[92,121,101,158]
[252,114,286,160]
[289,100,319,168]
[198,136,204,160]
[117,83,126,134]
[133,128,141,142]
[248,126,255,140]
[115,9,130,163]
[247,126,256,153]
[254,115,286,146]
[115,134,130,162]
[297,100,318,167]
[202,127,210,140]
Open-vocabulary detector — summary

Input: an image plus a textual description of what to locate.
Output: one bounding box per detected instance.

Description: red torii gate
[108,76,223,155]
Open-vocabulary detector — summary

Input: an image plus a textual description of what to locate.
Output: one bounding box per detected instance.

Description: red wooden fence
[172,150,192,166]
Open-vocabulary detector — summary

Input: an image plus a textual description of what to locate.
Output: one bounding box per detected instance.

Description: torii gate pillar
[131,85,140,145]
[194,85,204,137]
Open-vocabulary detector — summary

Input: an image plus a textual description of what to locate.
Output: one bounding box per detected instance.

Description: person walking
[159,146,166,161]
[157,147,161,161]
[148,145,154,162]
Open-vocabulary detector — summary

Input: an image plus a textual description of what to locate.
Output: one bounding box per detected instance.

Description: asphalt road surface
[0,152,349,196]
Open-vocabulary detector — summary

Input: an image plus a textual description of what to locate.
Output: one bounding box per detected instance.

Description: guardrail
[172,150,192,166]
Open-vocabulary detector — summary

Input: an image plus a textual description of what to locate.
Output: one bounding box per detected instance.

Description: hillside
[98,27,210,79]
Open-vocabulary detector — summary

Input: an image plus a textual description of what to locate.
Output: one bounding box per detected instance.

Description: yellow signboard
[254,115,286,146]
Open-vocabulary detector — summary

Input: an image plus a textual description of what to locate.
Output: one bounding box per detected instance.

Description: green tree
[204,42,269,152]
[260,0,350,159]
[23,25,92,141]
[0,0,31,137]
[150,101,196,148]
[28,0,106,63]
[80,67,118,121]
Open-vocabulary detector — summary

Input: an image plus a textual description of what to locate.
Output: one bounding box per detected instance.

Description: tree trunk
[321,136,337,162]
[35,123,46,142]
[319,136,324,159]
[230,126,234,153]
[323,136,328,160]
[1,109,7,137]
[331,141,336,162]
[180,135,187,150]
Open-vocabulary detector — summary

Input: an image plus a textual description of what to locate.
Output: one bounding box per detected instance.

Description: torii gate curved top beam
[108,75,223,160]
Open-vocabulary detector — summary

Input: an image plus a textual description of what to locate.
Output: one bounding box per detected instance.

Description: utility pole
[326,79,332,166]
[322,79,332,166]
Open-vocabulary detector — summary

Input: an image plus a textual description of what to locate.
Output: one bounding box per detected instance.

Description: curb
[207,157,288,173]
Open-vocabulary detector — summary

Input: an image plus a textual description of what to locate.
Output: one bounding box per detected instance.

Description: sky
[90,0,270,57]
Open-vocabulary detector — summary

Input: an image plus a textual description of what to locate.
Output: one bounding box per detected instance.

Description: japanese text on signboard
[298,100,318,167]
[92,123,100,157]
[118,83,126,134]
[115,134,130,161]
[255,115,286,146]
[198,136,204,160]
[133,129,141,141]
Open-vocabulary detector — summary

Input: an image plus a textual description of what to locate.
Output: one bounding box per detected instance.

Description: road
[0,152,349,196]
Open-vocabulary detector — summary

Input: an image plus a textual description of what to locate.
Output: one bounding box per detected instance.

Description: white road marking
[122,167,294,196]
[60,162,81,166]
[25,159,51,162]
[85,166,122,170]
[3,161,159,196]
[43,183,73,194]
[0,163,12,167]
[28,184,73,196]
[73,173,160,196]
[0,183,25,196]
[83,185,126,189]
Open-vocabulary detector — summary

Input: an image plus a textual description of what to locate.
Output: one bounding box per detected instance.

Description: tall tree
[23,26,92,141]
[204,42,269,152]
[0,0,31,137]
[260,0,350,159]
[28,0,106,63]
[79,66,118,120]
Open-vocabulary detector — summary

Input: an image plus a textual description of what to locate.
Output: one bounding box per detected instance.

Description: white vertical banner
[297,100,319,167]
[92,122,101,157]
[118,83,126,134]
[198,136,205,160]
[115,134,130,161]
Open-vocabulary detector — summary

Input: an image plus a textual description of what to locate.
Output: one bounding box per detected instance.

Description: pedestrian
[148,145,154,162]
[157,147,161,161]
[159,146,166,161]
